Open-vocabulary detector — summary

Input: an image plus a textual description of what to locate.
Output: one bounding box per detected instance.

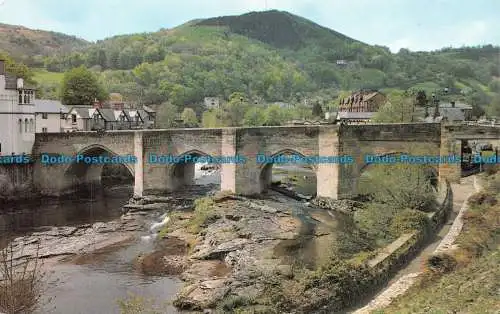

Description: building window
[19,119,22,133]
[24,118,28,132]
[42,113,48,119]
[42,127,47,133]
[24,92,28,104]
[29,119,34,132]
[0,142,2,154]
[72,114,77,123]
[18,91,23,104]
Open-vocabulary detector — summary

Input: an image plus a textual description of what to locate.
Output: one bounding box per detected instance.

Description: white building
[0,60,36,155]
[34,99,68,133]
[204,97,220,109]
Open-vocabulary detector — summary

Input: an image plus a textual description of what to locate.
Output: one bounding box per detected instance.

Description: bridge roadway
[31,123,500,199]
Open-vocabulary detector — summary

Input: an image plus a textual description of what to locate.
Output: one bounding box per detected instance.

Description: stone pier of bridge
[31,123,500,199]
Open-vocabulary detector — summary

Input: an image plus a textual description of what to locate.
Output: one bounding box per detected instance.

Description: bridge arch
[166,149,220,191]
[258,148,317,195]
[63,144,135,189]
[357,152,438,197]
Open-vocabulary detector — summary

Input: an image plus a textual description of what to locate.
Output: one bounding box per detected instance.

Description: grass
[185,196,220,234]
[32,69,64,85]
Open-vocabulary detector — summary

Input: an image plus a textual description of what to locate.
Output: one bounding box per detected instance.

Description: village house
[337,90,387,124]
[63,94,156,131]
[421,101,474,123]
[34,99,68,133]
[0,59,36,155]
[204,97,220,109]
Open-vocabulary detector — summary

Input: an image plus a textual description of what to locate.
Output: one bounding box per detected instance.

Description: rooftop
[34,99,68,113]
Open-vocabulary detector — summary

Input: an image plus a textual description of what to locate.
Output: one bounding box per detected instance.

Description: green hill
[0,23,89,66]
[1,10,499,114]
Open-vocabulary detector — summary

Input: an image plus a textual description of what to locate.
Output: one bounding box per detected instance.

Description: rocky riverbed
[128,190,358,312]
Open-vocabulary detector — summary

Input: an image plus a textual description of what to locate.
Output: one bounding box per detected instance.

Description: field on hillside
[33,69,64,85]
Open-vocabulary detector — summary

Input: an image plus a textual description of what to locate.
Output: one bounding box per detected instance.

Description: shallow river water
[0,164,316,314]
[1,185,183,314]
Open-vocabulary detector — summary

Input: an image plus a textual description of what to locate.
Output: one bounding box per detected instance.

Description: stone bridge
[32,123,500,199]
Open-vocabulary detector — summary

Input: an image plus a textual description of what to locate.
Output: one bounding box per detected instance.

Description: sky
[0,0,498,52]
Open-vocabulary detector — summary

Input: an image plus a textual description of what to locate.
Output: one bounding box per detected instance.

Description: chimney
[451,101,455,108]
[0,59,4,76]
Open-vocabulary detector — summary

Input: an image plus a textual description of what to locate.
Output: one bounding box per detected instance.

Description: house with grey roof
[34,99,68,133]
[63,104,156,132]
[64,107,92,131]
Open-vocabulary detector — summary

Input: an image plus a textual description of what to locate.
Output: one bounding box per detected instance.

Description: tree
[222,92,249,126]
[181,108,198,127]
[202,109,224,128]
[60,66,107,106]
[372,90,415,123]
[264,104,284,126]
[243,107,266,126]
[486,95,500,117]
[0,52,34,84]
[156,103,179,128]
[312,101,324,118]
[358,163,436,212]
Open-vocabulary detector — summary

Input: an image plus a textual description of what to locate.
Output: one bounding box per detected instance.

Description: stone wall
[0,163,34,202]
[362,180,453,293]
[339,123,441,198]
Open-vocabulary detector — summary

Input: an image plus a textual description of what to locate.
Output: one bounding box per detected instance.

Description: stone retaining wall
[351,180,453,313]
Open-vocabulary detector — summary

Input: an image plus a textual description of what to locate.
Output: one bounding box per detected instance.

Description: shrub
[389,209,430,237]
[424,253,457,274]
[216,295,256,312]
[0,242,48,314]
[117,293,166,314]
[187,196,220,233]
[467,191,497,207]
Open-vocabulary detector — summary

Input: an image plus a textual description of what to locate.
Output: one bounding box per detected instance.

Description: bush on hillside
[467,191,497,207]
[389,209,431,238]
[424,253,457,274]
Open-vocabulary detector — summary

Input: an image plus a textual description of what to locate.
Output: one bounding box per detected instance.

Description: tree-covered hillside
[0,10,499,116]
[0,23,89,66]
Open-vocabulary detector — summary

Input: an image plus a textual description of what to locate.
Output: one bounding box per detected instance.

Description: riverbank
[351,175,478,313]
[377,172,500,313]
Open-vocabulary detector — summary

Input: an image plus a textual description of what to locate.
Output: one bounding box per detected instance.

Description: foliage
[243,106,266,126]
[372,90,416,122]
[187,197,220,233]
[60,66,107,106]
[264,104,284,125]
[180,108,198,127]
[156,103,179,128]
[467,191,497,207]
[0,241,48,314]
[389,209,430,238]
[2,12,500,115]
[201,109,224,128]
[311,101,323,117]
[117,293,166,314]
[0,51,35,84]
[423,253,457,274]
[379,179,500,314]
[359,163,436,212]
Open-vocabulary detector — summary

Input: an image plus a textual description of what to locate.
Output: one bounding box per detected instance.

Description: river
[1,184,183,314]
[0,163,316,314]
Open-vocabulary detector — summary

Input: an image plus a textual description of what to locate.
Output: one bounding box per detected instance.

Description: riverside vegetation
[121,162,441,313]
[377,166,500,314]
